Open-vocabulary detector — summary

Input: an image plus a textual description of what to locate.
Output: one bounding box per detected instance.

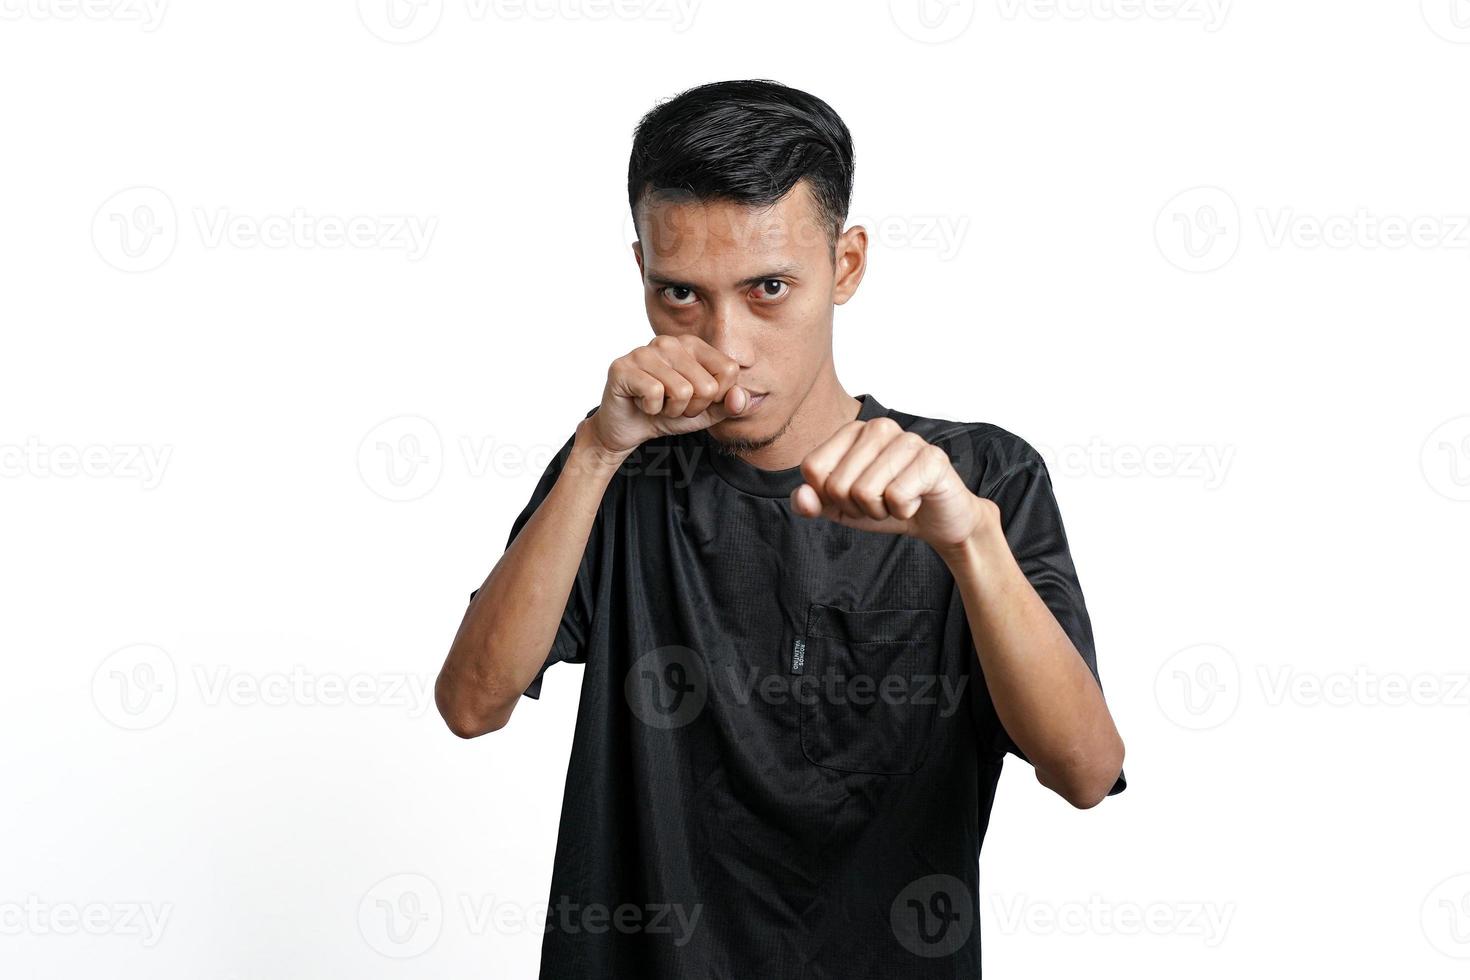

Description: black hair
[627,79,856,254]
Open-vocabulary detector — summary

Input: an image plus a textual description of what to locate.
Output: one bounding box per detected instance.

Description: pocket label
[791,638,806,675]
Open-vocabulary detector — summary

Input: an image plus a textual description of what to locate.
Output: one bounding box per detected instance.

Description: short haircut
[627,79,856,255]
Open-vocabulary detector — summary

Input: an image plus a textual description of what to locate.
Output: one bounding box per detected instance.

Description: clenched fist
[792,417,997,553]
[588,334,753,456]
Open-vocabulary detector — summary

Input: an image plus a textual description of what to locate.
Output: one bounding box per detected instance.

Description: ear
[832,224,868,306]
[632,239,644,276]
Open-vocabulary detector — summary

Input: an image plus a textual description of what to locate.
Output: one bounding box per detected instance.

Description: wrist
[933,496,1008,575]
[572,416,634,474]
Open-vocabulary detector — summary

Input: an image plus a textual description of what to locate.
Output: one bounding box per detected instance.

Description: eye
[660,285,699,308]
[753,279,789,301]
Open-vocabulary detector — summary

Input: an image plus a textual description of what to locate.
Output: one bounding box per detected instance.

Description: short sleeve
[968,444,1126,796]
[468,423,605,700]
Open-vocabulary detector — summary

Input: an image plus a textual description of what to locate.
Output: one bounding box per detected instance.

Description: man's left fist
[792,417,997,552]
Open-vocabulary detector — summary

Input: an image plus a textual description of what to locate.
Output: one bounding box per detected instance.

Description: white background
[3,1,1469,977]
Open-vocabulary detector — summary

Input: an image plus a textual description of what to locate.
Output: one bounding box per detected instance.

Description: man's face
[632,179,864,454]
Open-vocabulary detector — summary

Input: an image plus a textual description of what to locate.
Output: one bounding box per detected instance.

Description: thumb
[696,385,749,427]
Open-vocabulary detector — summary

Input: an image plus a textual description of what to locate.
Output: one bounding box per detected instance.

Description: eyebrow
[645,264,801,291]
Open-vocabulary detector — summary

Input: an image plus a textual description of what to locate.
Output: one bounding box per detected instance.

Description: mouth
[739,391,768,415]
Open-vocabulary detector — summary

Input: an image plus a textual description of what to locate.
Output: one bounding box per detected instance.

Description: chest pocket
[794,603,946,776]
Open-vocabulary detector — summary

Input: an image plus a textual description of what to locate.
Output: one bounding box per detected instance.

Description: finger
[630,345,697,418]
[883,443,952,520]
[678,336,742,402]
[790,483,906,534]
[649,337,722,418]
[850,431,928,521]
[824,418,904,519]
[791,482,823,518]
[799,421,866,515]
[610,364,668,416]
[708,384,749,420]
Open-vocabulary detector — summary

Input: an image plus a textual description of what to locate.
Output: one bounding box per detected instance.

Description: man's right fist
[587,334,751,456]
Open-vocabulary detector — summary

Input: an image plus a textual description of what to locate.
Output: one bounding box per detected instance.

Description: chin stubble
[709,410,795,459]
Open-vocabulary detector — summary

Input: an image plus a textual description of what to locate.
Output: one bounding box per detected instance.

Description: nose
[704,305,754,368]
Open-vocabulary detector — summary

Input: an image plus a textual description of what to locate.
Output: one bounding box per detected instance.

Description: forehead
[637,180,829,280]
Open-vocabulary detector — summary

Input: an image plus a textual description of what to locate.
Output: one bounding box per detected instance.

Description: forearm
[936,503,1125,807]
[436,418,628,737]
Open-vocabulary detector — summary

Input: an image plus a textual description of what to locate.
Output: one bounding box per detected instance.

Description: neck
[732,374,860,471]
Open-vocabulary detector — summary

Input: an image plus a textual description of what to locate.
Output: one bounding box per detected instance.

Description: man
[436,78,1126,978]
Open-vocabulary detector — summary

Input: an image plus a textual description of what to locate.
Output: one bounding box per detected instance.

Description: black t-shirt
[474,393,1125,978]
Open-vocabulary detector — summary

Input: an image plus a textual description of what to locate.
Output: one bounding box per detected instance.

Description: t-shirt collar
[700,393,888,498]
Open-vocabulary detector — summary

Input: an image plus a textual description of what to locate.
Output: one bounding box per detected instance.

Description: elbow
[1043,737,1126,810]
[435,666,513,739]
[440,707,505,739]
